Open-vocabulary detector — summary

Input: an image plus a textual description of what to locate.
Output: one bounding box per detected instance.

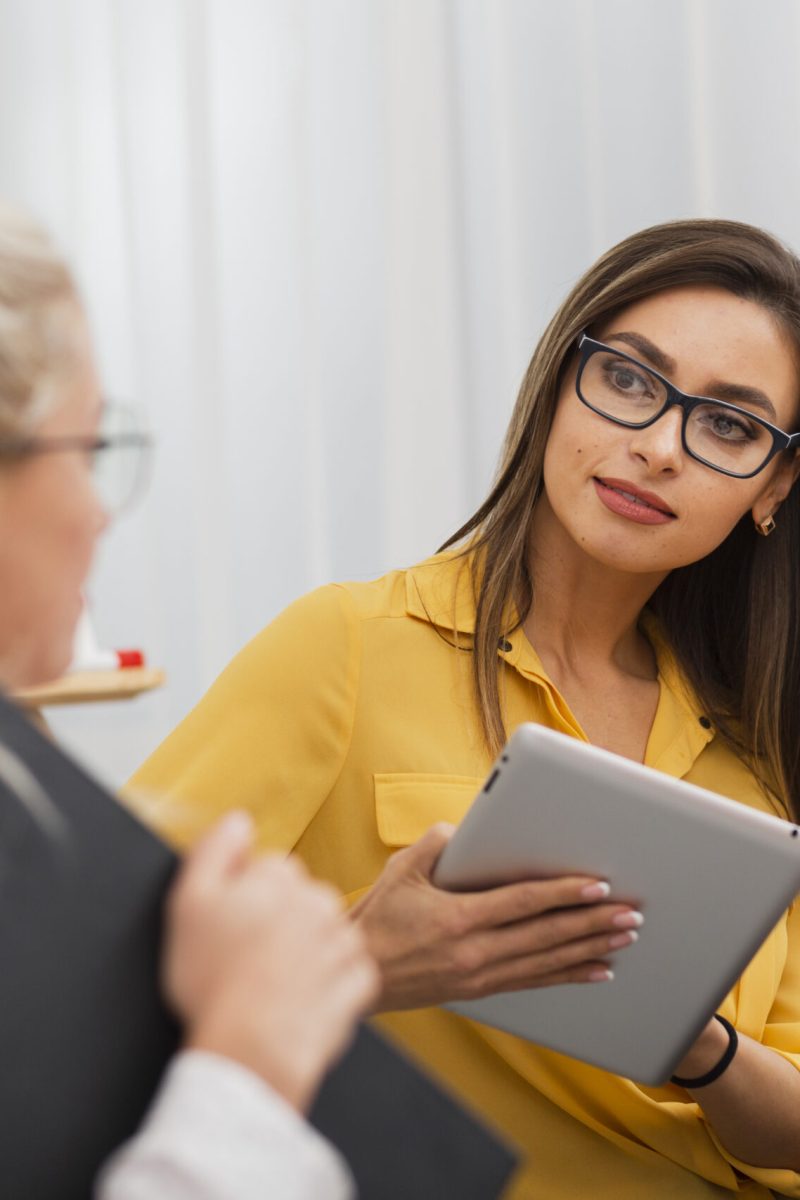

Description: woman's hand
[162,811,380,1112]
[350,823,642,1012]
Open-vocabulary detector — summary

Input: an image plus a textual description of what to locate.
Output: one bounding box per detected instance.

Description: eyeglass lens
[579,349,774,475]
[92,403,152,515]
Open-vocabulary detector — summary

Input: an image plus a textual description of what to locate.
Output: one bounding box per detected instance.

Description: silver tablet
[432,723,800,1084]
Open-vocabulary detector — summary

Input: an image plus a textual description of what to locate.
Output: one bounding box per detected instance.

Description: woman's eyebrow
[605,331,675,374]
[606,331,777,420]
[702,381,777,421]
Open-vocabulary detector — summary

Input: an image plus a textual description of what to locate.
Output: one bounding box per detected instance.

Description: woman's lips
[592,477,677,526]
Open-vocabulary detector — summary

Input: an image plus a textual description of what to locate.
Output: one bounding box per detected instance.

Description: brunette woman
[132,219,800,1198]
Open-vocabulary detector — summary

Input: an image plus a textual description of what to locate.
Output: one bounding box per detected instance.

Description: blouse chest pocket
[373,773,485,847]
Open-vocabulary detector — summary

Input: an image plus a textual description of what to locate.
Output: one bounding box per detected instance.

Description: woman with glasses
[0,205,378,1198]
[132,218,800,1198]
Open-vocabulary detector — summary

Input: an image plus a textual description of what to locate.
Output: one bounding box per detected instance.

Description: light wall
[0,0,796,785]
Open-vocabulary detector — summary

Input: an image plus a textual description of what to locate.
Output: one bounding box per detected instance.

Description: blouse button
[498,638,513,653]
[699,716,712,730]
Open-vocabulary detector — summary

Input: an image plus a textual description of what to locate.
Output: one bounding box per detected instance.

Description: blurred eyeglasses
[0,400,153,515]
[575,333,800,479]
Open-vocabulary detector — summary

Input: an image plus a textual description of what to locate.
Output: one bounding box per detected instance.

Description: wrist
[186,993,318,1113]
[671,1015,738,1088]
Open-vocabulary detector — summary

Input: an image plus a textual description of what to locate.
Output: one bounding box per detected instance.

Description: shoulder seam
[330,578,409,623]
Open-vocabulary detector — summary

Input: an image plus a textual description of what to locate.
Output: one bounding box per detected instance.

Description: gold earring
[755,514,777,537]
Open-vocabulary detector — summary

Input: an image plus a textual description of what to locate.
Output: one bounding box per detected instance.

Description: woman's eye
[702,410,756,442]
[605,363,652,397]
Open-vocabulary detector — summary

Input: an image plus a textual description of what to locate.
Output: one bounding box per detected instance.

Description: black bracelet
[671,1015,738,1088]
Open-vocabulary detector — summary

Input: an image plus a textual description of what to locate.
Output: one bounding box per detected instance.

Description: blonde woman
[0,205,378,1199]
[132,219,800,1198]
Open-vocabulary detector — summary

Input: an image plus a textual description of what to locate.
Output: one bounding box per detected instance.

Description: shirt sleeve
[125,585,361,852]
[94,1050,354,1200]
[706,900,800,1196]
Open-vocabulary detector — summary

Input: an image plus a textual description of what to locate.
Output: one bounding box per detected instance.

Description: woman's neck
[523,500,668,683]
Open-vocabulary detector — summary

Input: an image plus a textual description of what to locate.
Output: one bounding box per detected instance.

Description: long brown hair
[440,218,800,821]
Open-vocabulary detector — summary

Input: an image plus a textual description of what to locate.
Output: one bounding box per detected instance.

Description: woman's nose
[627,406,684,475]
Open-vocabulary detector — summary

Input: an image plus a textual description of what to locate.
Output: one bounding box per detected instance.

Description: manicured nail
[612,910,644,929]
[581,881,611,900]
[609,930,638,949]
[589,967,614,982]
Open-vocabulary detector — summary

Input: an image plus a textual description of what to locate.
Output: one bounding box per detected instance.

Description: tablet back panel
[434,723,800,1084]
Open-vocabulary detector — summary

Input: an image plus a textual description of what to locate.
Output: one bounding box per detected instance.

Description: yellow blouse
[128,552,800,1199]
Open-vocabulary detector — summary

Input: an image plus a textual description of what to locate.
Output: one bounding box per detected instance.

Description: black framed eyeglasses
[0,401,153,514]
[575,333,800,479]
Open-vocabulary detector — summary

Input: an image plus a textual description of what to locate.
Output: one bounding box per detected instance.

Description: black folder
[0,695,518,1199]
[310,1026,518,1200]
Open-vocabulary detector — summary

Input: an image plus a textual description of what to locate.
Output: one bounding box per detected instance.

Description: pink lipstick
[593,477,676,526]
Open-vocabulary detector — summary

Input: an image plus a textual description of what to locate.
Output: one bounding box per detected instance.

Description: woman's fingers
[178,810,256,892]
[457,874,629,931]
[355,825,646,1011]
[471,901,642,959]
[464,959,615,996]
[438,888,642,998]
[448,924,637,998]
[384,822,456,880]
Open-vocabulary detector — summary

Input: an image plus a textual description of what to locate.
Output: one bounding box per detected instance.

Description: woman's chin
[14,644,73,691]
[2,606,82,690]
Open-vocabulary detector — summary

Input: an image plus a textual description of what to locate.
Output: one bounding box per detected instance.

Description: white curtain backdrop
[0,0,798,786]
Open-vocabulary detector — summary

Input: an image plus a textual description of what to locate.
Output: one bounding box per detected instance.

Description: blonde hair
[0,205,84,437]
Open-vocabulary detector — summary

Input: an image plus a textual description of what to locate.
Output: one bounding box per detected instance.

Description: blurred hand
[351,823,642,1011]
[163,811,380,1112]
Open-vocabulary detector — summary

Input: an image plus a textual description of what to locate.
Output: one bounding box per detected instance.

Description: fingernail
[609,930,638,949]
[612,910,644,929]
[588,967,614,982]
[581,881,611,900]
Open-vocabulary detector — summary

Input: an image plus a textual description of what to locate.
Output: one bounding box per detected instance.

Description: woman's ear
[751,450,800,527]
